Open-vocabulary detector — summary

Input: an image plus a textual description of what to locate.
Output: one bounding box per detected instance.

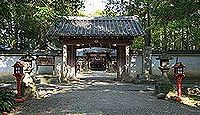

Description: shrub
[0,90,15,113]
[155,82,174,94]
[155,75,174,95]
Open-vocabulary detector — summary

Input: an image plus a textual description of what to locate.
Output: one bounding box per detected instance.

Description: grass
[166,91,200,108]
[188,95,200,101]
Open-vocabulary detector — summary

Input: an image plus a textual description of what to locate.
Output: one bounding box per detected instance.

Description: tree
[104,0,200,52]
[104,0,154,47]
[0,0,84,51]
[151,0,200,51]
[103,0,123,16]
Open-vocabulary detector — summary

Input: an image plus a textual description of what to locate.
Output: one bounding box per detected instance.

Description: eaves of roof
[48,16,146,38]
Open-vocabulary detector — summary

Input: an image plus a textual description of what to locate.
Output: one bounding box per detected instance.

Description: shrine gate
[48,16,147,80]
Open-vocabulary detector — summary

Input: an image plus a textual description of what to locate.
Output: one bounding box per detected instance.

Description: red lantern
[13,61,24,75]
[173,62,185,75]
[173,62,186,97]
[12,61,25,102]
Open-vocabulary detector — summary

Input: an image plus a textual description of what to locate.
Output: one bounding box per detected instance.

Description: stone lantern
[20,53,36,98]
[20,53,34,71]
[155,53,173,98]
[156,53,173,77]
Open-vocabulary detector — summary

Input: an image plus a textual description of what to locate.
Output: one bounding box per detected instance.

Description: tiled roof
[48,16,145,37]
[32,43,61,56]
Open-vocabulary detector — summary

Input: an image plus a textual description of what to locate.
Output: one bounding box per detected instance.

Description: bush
[155,75,174,95]
[0,90,15,113]
[155,82,174,94]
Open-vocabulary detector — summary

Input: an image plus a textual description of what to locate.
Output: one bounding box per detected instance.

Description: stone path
[16,71,200,115]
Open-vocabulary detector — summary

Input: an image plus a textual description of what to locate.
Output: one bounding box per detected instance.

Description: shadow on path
[77,71,117,82]
[14,71,200,115]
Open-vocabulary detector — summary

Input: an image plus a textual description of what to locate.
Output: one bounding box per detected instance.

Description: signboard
[36,57,55,65]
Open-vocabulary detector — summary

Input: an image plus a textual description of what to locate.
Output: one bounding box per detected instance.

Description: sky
[83,0,107,15]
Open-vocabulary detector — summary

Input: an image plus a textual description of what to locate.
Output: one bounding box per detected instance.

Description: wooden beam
[75,44,117,49]
[60,36,133,46]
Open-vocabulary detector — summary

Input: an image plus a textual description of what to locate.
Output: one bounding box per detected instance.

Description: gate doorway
[48,16,146,81]
[76,47,117,75]
[88,53,107,71]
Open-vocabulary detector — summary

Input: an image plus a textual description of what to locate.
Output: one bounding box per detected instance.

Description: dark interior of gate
[75,47,117,80]
[48,16,145,80]
[76,47,117,71]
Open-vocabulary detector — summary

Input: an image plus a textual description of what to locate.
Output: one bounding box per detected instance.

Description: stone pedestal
[142,46,152,81]
[22,69,36,98]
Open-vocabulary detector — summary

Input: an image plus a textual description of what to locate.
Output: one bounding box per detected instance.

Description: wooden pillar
[36,56,39,74]
[53,56,55,75]
[63,45,77,79]
[67,45,71,77]
[66,45,76,78]
[116,45,126,79]
[126,46,130,74]
[71,45,76,77]
[63,45,67,78]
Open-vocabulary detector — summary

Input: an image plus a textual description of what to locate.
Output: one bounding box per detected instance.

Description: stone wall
[0,54,62,82]
[0,54,21,82]
[1,53,200,82]
[129,53,200,81]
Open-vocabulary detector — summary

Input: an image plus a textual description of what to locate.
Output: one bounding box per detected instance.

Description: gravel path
[16,72,200,115]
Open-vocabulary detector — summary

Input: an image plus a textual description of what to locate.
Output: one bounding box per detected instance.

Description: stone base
[67,76,80,81]
[135,74,156,84]
[121,73,134,83]
[113,77,122,81]
[34,75,60,84]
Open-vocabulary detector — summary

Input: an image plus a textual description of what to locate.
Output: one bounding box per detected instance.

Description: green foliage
[131,36,145,49]
[155,73,173,95]
[155,82,174,94]
[0,90,15,113]
[91,10,105,17]
[0,0,84,50]
[189,95,200,101]
[152,0,199,21]
[103,0,129,16]
[104,0,200,51]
